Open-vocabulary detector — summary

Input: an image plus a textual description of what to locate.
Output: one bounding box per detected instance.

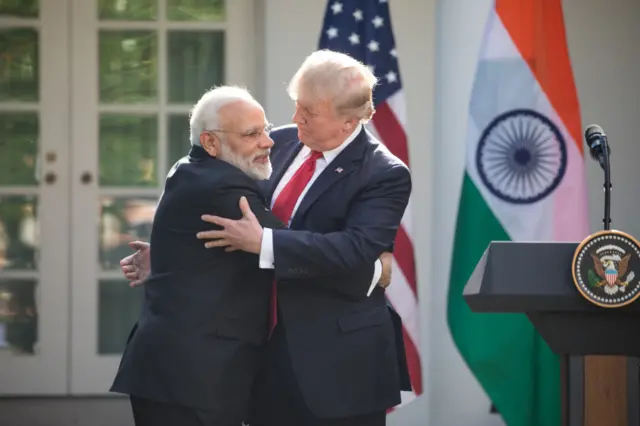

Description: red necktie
[268,150,323,335]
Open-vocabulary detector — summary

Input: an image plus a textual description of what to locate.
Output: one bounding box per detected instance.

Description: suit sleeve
[210,181,285,230]
[272,164,411,292]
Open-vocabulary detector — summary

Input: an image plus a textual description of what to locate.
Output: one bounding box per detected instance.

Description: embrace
[110,49,413,426]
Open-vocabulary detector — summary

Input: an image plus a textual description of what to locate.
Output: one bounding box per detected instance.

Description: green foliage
[96,0,225,22]
[167,0,225,21]
[99,114,158,187]
[168,115,191,168]
[0,0,38,18]
[0,29,39,101]
[0,196,37,269]
[98,0,156,20]
[168,31,224,103]
[99,31,158,103]
[587,269,601,287]
[0,113,38,186]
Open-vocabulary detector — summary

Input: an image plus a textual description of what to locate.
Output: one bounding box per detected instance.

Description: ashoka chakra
[476,108,568,204]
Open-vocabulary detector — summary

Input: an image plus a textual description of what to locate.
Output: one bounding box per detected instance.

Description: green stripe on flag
[447,173,560,426]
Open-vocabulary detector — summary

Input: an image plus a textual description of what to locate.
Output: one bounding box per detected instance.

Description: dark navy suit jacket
[258,124,413,418]
[110,147,284,418]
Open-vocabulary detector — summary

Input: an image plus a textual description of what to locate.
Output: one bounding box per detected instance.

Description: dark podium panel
[463,241,640,426]
[464,241,640,355]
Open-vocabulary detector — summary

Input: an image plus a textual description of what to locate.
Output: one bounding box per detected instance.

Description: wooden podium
[463,241,640,426]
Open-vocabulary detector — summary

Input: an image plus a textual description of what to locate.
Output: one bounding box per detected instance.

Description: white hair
[287,49,378,123]
[189,85,259,146]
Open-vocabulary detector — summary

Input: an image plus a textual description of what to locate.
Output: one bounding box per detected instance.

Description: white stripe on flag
[386,259,419,349]
[400,197,413,236]
[387,91,408,129]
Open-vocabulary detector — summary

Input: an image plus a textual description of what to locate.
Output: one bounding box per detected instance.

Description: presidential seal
[572,230,640,308]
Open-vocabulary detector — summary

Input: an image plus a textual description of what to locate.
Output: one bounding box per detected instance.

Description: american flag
[318,0,422,408]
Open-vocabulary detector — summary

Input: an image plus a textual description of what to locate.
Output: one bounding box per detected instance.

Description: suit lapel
[290,130,367,229]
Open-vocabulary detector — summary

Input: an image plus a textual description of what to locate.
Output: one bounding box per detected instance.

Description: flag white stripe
[387,91,408,129]
[400,197,413,236]
[386,259,419,348]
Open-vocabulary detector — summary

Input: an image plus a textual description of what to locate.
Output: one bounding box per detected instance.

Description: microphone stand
[601,136,611,231]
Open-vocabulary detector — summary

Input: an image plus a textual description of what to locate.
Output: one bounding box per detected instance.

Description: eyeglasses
[208,123,274,140]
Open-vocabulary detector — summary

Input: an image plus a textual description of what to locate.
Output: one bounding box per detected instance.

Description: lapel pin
[335,167,343,173]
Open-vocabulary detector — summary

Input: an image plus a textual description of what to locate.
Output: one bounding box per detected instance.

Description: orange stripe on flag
[496,0,583,153]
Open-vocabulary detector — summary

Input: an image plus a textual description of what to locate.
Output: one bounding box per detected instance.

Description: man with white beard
[109,86,285,426]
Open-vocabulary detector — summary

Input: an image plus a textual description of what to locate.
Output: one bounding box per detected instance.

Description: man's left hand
[377,251,393,289]
[197,196,263,254]
[121,241,151,287]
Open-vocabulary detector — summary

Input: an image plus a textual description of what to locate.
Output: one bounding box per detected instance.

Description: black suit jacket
[260,125,413,419]
[110,146,284,416]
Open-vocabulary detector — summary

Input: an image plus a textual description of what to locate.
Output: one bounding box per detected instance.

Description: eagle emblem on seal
[588,246,634,295]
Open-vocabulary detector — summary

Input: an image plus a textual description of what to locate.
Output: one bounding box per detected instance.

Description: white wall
[262,0,640,425]
[433,1,504,425]
[563,0,640,235]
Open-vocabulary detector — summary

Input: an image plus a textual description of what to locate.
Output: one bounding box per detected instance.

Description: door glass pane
[0,29,39,101]
[98,280,143,354]
[98,0,156,21]
[0,279,37,355]
[99,114,158,187]
[167,0,225,22]
[0,0,38,18]
[0,113,39,186]
[99,30,158,103]
[99,196,156,270]
[167,114,190,170]
[0,196,38,270]
[167,31,224,104]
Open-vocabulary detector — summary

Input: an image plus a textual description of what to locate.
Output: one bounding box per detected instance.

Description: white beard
[219,142,272,180]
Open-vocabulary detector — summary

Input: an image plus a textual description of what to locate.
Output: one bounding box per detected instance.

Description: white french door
[0,0,71,394]
[0,0,256,395]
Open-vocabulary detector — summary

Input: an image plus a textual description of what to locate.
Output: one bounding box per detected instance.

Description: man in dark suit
[109,86,283,426]
[197,50,413,426]
[111,85,389,426]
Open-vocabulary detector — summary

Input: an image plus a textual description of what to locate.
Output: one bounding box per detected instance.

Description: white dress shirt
[259,124,382,296]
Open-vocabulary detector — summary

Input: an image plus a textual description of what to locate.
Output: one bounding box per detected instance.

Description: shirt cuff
[367,259,382,297]
[259,228,275,269]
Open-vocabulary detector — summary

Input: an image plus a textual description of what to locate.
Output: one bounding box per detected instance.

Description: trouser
[130,396,244,426]
[250,323,386,426]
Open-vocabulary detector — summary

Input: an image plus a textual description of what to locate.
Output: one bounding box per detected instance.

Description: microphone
[584,124,612,230]
[584,124,610,170]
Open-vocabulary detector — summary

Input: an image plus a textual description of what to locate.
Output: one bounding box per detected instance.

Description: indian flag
[447,1,589,425]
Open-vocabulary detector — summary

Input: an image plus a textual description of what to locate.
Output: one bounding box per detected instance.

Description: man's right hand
[120,241,151,287]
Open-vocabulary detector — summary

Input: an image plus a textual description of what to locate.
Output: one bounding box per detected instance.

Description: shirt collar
[299,123,363,164]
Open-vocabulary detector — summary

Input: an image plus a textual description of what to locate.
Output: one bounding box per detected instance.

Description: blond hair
[287,49,378,123]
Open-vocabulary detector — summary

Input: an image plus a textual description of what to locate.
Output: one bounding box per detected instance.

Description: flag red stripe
[372,102,410,166]
[372,100,417,294]
[403,326,423,394]
[372,98,421,399]
[393,226,417,295]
